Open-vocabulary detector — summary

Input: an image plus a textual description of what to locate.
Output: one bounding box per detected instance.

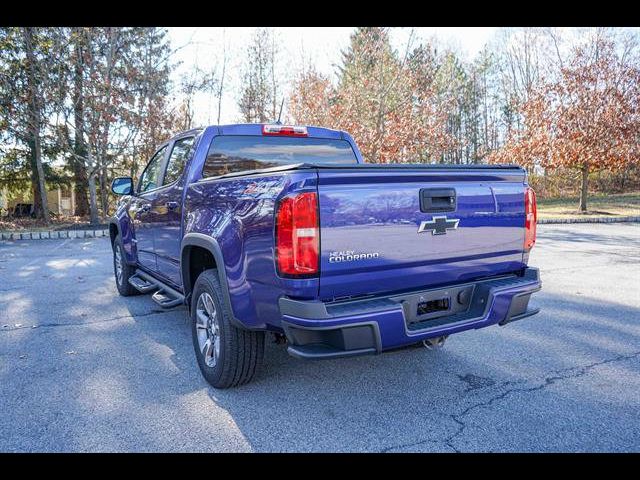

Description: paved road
[1,223,639,452]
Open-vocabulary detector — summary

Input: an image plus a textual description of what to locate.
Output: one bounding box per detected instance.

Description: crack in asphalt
[443,350,640,453]
[381,350,640,453]
[380,439,457,453]
[0,309,180,332]
[0,287,23,293]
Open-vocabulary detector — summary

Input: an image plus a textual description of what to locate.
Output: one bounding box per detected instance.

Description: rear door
[153,136,195,286]
[317,167,527,300]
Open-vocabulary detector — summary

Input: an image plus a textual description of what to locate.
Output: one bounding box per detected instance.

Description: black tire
[191,269,265,389]
[112,234,139,296]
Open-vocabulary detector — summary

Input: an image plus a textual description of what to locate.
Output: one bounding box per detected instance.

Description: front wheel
[113,235,139,297]
[191,269,265,388]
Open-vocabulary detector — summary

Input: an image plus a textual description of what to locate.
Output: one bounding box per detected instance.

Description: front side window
[163,137,194,186]
[138,145,167,193]
[202,135,358,179]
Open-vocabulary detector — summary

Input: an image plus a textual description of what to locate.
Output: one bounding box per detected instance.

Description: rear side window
[202,135,358,178]
[163,137,194,186]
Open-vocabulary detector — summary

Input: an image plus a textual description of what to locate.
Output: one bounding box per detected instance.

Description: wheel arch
[109,214,138,265]
[181,233,245,328]
[108,220,119,248]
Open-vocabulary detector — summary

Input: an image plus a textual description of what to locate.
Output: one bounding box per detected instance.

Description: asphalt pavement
[0,223,639,452]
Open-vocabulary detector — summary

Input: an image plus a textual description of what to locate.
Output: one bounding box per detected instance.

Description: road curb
[0,229,110,241]
[538,215,640,224]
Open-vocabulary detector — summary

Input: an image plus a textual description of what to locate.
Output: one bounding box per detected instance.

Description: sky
[166,27,498,126]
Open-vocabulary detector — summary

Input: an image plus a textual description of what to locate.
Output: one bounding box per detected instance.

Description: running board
[151,290,184,309]
[129,270,185,309]
[128,275,157,294]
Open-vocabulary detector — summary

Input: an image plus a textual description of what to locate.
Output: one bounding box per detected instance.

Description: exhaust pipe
[423,336,448,350]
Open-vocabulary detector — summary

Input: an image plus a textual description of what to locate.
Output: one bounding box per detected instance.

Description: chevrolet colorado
[109,123,541,388]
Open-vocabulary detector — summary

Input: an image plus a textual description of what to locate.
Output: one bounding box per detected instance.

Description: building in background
[1,185,75,218]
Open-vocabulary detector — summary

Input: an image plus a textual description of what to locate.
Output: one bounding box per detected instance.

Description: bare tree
[238,28,280,123]
[22,28,50,223]
[216,30,228,125]
[0,27,63,223]
[56,27,177,224]
[70,27,90,216]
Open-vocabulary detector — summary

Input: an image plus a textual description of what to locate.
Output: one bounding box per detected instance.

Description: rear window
[202,135,358,178]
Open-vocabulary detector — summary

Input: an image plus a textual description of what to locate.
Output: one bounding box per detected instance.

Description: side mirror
[111,177,134,196]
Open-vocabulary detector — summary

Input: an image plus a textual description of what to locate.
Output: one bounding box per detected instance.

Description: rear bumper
[280,267,541,360]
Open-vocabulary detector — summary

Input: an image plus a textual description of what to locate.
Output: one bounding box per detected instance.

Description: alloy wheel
[195,292,221,368]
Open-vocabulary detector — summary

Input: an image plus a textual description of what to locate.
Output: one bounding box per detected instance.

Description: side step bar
[128,275,156,294]
[151,290,183,309]
[128,270,185,309]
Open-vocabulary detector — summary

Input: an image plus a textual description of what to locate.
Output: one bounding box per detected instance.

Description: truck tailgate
[317,166,527,301]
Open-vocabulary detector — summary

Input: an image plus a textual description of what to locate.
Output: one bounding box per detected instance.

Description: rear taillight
[275,192,319,277]
[262,124,308,136]
[524,186,537,251]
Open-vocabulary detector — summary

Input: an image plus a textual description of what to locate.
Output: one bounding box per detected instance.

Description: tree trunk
[72,163,90,217]
[99,164,109,217]
[27,137,43,216]
[579,165,589,213]
[72,30,90,217]
[97,26,115,220]
[87,171,100,225]
[31,175,42,217]
[23,27,50,224]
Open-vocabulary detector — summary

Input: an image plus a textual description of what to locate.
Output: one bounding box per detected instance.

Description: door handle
[136,204,151,214]
[166,201,179,210]
[420,188,456,213]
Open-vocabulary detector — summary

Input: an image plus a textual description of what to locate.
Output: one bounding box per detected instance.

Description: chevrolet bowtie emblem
[418,216,460,235]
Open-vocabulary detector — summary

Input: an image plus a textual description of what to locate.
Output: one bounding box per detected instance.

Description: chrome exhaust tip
[423,336,448,350]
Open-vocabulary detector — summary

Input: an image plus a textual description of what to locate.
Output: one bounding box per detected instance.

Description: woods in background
[288,27,640,212]
[0,27,185,224]
[1,26,639,224]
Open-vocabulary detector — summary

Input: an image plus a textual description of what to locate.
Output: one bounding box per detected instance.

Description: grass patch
[537,192,640,219]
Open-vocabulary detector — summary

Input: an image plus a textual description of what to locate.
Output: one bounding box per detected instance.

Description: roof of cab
[169,124,349,142]
[202,123,346,139]
[167,123,362,163]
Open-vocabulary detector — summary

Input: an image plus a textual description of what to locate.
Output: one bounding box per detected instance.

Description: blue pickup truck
[109,123,541,388]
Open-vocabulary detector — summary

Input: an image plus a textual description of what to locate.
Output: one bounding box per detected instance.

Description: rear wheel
[191,269,265,388]
[112,235,138,296]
